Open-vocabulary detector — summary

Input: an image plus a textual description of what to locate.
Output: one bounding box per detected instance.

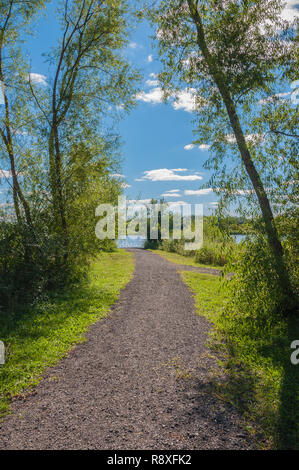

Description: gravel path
[0,249,254,450]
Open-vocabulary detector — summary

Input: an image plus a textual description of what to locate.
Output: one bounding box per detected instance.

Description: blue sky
[26,5,218,214]
[1,0,298,215]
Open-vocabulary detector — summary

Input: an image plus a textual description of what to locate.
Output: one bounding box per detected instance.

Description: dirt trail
[0,249,254,450]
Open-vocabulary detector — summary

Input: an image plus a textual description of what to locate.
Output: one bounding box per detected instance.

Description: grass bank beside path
[150,249,223,270]
[0,249,134,418]
[181,270,299,450]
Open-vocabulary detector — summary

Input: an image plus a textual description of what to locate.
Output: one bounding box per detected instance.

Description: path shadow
[172,368,257,449]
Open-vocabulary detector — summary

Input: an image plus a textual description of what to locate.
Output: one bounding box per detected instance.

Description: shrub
[157,237,237,267]
[225,234,298,321]
[0,217,117,314]
[194,241,235,266]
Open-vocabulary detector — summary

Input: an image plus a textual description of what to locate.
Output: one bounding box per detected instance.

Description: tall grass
[157,236,239,267]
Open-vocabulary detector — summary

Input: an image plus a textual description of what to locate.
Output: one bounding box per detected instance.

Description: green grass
[0,249,134,417]
[150,249,223,270]
[181,270,299,449]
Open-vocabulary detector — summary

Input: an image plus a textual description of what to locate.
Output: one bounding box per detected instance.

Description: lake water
[234,234,247,244]
[117,236,145,248]
[117,233,247,248]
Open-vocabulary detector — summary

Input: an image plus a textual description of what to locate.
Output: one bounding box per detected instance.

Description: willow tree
[29,0,139,259]
[147,0,298,314]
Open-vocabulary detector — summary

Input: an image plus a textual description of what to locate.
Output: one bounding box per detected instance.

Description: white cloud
[167,189,180,193]
[0,169,12,178]
[136,84,205,113]
[258,92,291,105]
[199,144,211,150]
[135,87,164,104]
[0,81,4,104]
[184,144,195,150]
[184,187,257,197]
[225,134,237,143]
[28,73,47,86]
[184,188,214,196]
[245,134,265,143]
[232,189,255,196]
[129,42,139,49]
[172,88,198,112]
[166,200,189,207]
[0,169,24,178]
[127,199,153,206]
[147,54,153,63]
[276,92,292,98]
[225,133,264,144]
[127,198,188,209]
[145,79,160,87]
[285,179,297,185]
[149,73,158,78]
[110,173,130,188]
[182,51,198,69]
[161,192,181,198]
[136,168,203,182]
[12,129,27,136]
[281,0,299,21]
[184,143,211,150]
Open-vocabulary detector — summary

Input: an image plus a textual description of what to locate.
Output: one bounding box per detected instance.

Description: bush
[144,239,159,250]
[194,241,235,266]
[0,221,66,312]
[225,234,297,320]
[160,238,193,255]
[195,245,221,266]
[156,237,237,267]
[0,217,117,314]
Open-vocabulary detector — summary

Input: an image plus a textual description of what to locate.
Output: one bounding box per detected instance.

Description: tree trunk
[0,1,37,256]
[0,78,35,232]
[48,124,69,261]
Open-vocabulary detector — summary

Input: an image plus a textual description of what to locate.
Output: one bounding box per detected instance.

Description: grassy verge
[150,249,223,270]
[181,270,299,449]
[0,249,134,417]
